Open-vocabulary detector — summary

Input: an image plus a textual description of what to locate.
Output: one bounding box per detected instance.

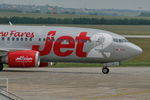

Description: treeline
[0,17,150,25]
[139,12,150,17]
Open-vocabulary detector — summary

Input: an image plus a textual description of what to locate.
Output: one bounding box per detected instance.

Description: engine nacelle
[2,50,40,68]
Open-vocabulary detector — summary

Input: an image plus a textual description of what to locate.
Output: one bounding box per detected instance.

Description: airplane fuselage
[0,25,142,64]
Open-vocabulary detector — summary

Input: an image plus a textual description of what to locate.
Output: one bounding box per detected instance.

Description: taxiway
[0,67,150,100]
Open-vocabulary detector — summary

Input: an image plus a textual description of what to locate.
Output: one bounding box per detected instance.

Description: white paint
[104,52,111,58]
[87,49,104,58]
[87,33,112,58]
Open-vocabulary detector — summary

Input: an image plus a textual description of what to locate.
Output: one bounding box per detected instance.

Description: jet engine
[1,50,40,68]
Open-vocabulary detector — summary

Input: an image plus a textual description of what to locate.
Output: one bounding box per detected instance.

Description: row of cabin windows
[39,38,91,43]
[1,37,91,43]
[1,37,33,41]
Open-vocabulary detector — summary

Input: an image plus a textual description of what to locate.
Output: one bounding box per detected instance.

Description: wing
[0,48,9,56]
[0,48,31,56]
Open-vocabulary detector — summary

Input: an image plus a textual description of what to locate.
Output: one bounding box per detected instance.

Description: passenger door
[94,33,104,52]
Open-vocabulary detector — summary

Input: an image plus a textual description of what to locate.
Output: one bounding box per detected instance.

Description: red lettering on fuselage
[54,36,75,56]
[32,31,56,56]
[32,31,90,57]
[0,30,34,38]
[76,32,90,57]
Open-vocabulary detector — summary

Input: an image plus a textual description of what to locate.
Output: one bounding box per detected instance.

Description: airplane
[0,25,142,74]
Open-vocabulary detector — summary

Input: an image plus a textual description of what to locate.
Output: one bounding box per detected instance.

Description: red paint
[0,30,34,38]
[8,50,39,68]
[32,31,90,57]
[76,32,90,57]
[39,62,49,67]
[32,31,56,56]
[54,36,75,56]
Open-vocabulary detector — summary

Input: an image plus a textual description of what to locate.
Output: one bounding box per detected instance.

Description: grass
[121,61,150,66]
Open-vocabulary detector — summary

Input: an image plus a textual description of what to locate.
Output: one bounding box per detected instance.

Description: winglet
[9,21,13,26]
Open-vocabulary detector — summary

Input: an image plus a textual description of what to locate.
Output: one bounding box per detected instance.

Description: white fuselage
[0,25,142,64]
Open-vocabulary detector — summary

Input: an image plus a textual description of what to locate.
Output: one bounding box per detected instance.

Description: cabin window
[21,38,23,41]
[7,37,10,41]
[79,39,83,43]
[88,40,91,43]
[16,38,19,41]
[84,40,88,43]
[70,39,74,43]
[48,38,51,42]
[2,37,5,41]
[29,38,32,41]
[52,38,55,41]
[56,39,60,42]
[12,37,15,41]
[39,38,41,42]
[43,38,46,42]
[25,38,28,41]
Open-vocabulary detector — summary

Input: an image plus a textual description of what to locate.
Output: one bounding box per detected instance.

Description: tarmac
[0,67,150,100]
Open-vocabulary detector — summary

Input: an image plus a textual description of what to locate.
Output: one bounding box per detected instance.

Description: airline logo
[87,33,112,58]
[32,31,90,57]
[16,56,33,62]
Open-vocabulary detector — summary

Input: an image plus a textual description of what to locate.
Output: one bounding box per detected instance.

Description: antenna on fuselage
[9,21,13,26]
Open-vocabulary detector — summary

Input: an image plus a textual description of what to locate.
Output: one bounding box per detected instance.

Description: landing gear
[102,66,109,74]
[0,63,3,71]
[49,62,56,67]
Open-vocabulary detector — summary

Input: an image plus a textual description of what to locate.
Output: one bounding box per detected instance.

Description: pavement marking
[80,90,150,100]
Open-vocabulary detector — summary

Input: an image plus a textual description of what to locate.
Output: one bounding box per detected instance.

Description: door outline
[94,33,105,52]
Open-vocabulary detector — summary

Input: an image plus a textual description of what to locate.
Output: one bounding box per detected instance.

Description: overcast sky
[0,0,149,10]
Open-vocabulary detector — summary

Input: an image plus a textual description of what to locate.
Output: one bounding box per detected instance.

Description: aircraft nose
[129,43,143,57]
[135,45,143,55]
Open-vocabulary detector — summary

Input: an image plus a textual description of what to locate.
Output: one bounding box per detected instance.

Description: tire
[0,64,3,71]
[102,67,109,74]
